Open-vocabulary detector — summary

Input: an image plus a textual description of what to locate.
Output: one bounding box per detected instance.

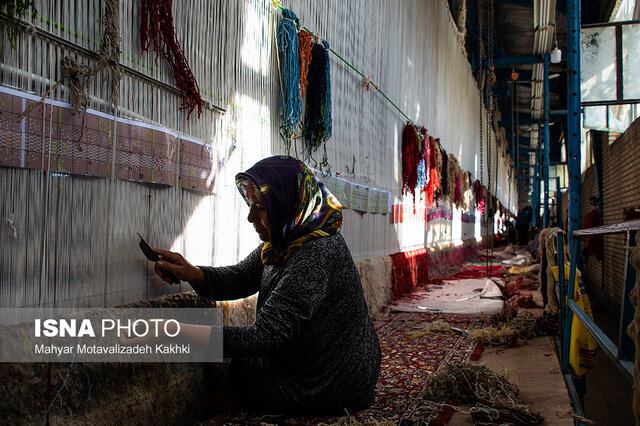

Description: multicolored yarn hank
[140,0,204,119]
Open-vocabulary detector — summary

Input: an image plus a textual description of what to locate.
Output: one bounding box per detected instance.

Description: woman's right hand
[153,248,205,288]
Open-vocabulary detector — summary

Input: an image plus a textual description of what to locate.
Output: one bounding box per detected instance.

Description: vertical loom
[1,0,519,309]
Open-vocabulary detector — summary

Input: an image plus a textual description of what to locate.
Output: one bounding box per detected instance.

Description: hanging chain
[487,0,494,209]
[486,0,496,276]
[478,0,484,189]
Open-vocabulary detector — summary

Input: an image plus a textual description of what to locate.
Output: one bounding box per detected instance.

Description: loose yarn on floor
[423,362,544,424]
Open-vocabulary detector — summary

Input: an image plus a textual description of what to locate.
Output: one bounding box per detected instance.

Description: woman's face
[245,183,271,242]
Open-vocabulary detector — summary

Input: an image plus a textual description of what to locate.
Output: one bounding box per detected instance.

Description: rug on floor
[201,312,487,425]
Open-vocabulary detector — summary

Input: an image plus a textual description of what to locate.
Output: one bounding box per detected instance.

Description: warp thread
[139,0,203,119]
[401,123,421,198]
[1,0,36,50]
[304,40,332,156]
[628,232,640,425]
[297,29,317,98]
[276,8,302,141]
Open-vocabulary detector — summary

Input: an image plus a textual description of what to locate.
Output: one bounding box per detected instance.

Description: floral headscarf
[235,156,343,265]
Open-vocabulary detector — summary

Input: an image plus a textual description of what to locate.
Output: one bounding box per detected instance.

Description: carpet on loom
[202,312,487,425]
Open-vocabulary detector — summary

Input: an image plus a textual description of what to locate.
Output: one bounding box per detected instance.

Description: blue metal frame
[543,53,550,228]
[567,0,581,237]
[556,221,640,382]
[556,176,562,227]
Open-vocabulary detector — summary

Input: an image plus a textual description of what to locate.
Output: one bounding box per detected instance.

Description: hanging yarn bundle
[446,154,461,206]
[139,0,204,119]
[460,170,471,210]
[304,40,332,154]
[415,126,427,190]
[433,139,444,203]
[425,137,439,206]
[297,29,317,99]
[61,0,122,114]
[454,173,461,207]
[276,8,302,142]
[416,158,426,190]
[473,179,485,213]
[439,145,449,203]
[401,123,421,198]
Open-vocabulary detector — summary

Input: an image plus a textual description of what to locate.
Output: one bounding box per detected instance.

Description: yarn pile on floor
[422,362,544,424]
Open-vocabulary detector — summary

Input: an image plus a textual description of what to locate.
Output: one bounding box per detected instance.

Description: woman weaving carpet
[150,156,381,414]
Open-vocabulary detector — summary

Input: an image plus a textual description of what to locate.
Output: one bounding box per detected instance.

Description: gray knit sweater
[197,233,381,414]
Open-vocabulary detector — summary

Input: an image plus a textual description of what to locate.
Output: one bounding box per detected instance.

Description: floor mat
[201,312,487,425]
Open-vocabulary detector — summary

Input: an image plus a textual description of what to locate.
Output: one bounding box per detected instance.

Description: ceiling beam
[495,0,567,14]
[490,54,543,69]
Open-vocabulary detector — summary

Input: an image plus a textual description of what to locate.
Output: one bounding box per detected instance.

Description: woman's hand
[153,248,205,288]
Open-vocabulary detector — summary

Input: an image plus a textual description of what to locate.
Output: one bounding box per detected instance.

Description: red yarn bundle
[425,136,439,206]
[454,174,461,206]
[140,0,204,119]
[402,124,421,198]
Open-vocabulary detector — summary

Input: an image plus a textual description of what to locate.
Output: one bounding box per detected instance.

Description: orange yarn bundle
[298,29,317,98]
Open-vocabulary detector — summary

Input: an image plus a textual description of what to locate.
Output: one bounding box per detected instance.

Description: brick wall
[581,118,640,315]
